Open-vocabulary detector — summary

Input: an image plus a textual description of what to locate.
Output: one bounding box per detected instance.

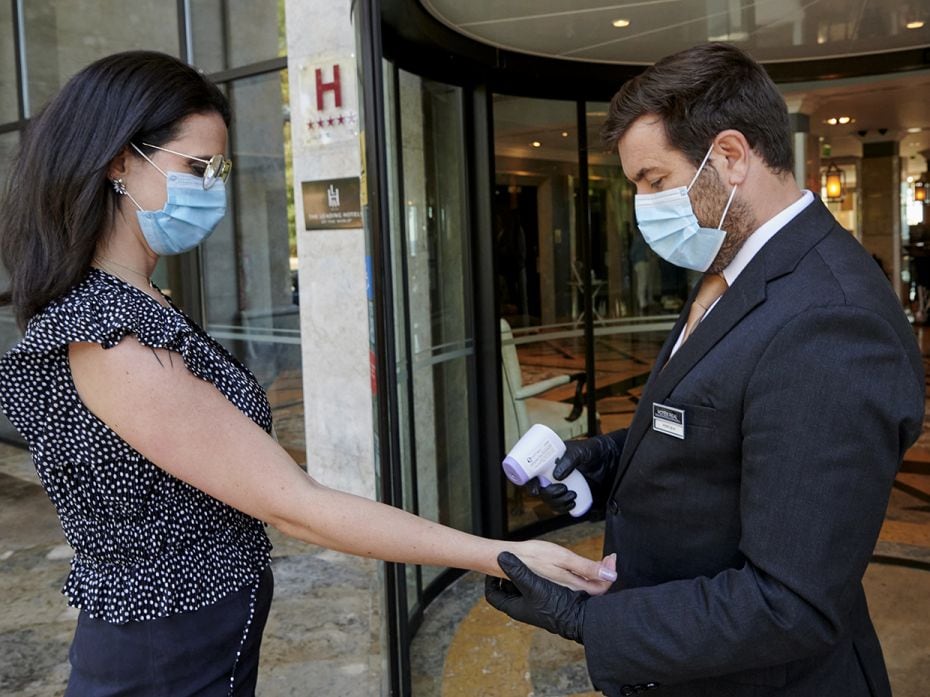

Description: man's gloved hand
[484,551,588,643]
[528,433,622,514]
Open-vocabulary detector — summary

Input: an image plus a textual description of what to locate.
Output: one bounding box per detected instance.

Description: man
[486,42,924,696]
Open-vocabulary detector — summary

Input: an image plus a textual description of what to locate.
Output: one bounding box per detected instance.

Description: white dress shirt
[669,190,814,357]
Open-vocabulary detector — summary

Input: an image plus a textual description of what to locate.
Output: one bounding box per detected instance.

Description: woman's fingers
[513,543,617,595]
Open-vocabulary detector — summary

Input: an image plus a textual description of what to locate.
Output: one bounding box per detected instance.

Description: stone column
[788,111,820,194]
[286,3,374,498]
[860,140,902,296]
[284,0,382,694]
[919,149,930,226]
[537,177,556,325]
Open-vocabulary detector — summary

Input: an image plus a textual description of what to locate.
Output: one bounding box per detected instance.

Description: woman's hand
[498,540,617,595]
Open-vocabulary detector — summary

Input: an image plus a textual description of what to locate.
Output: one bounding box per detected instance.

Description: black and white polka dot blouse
[0,268,272,623]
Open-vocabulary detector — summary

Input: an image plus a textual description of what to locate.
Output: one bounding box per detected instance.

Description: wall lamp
[823,161,845,202]
[916,175,929,203]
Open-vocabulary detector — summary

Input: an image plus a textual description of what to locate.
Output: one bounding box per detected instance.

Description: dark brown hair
[0,51,230,329]
[601,42,793,174]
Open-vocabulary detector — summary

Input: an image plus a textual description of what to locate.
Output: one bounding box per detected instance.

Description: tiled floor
[1,323,929,695]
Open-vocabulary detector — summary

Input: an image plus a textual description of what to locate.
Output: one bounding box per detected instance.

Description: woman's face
[122,111,229,214]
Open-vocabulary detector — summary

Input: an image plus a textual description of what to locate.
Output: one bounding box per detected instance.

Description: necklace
[94,256,154,289]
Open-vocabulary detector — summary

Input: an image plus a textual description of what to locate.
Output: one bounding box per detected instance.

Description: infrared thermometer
[501,424,593,517]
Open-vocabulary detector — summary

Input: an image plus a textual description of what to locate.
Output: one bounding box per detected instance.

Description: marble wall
[284,0,383,693]
[286,0,375,496]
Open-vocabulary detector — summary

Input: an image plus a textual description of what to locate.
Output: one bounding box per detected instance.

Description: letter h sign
[299,57,357,147]
[315,65,342,111]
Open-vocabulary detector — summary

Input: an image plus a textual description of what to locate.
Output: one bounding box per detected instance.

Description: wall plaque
[301,177,362,230]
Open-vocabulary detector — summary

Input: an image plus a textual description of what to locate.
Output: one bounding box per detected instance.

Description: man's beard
[690,166,756,274]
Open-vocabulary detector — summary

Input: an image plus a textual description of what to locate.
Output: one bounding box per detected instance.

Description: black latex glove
[485,551,588,643]
[528,433,623,514]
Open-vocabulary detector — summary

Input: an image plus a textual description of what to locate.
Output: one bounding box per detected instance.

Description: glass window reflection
[0,1,17,123]
[200,70,303,465]
[390,69,476,595]
[0,131,21,442]
[22,1,178,116]
[189,0,285,75]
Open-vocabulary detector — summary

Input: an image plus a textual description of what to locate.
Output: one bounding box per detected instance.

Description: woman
[0,51,614,695]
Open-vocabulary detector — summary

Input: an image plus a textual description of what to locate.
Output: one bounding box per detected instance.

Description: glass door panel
[200,69,304,464]
[585,102,684,434]
[0,132,20,443]
[388,67,477,615]
[493,95,588,530]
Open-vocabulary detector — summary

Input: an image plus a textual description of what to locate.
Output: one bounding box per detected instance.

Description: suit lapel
[608,197,837,497]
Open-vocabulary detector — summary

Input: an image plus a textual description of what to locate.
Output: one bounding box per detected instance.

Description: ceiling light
[708,30,749,42]
[908,127,923,133]
[837,116,851,124]
[561,131,569,137]
[826,117,838,125]
[531,141,541,148]
[612,19,631,28]
[906,20,925,30]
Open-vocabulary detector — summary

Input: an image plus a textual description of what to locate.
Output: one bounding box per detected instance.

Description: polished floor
[1,323,929,695]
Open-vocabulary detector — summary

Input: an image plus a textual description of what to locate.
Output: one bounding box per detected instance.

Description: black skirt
[65,565,274,696]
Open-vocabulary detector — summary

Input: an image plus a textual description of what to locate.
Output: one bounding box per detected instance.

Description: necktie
[682,273,728,343]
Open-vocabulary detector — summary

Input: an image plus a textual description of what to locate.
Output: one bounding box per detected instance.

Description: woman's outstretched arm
[69,337,616,594]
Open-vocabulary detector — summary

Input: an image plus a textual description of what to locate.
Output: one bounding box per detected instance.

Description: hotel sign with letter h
[297,57,358,148]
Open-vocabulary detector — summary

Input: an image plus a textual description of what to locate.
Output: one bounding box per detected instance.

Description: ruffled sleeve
[18,275,190,355]
[5,269,271,435]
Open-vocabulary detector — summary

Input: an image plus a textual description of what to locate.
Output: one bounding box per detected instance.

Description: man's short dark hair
[601,42,794,175]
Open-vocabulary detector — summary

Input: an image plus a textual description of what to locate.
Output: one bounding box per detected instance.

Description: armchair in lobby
[500,318,595,452]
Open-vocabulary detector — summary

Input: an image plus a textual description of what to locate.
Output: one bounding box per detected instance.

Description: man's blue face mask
[633,144,737,272]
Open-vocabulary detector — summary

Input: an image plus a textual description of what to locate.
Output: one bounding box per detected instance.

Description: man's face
[617,116,694,195]
[618,116,756,273]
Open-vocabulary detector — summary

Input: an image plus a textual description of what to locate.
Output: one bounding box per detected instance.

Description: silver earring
[111,178,127,195]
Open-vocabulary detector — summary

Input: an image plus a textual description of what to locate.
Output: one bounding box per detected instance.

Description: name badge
[652,403,685,439]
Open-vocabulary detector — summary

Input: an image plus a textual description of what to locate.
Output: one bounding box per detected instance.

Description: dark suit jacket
[583,198,924,696]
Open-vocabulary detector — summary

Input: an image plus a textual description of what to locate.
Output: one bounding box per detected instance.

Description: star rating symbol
[306,111,357,136]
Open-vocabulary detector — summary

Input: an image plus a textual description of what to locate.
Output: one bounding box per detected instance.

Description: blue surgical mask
[114,144,228,256]
[633,144,737,272]
[135,173,226,255]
